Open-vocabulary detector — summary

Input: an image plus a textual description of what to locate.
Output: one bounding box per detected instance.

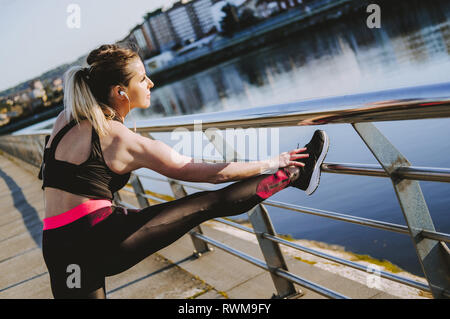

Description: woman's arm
[111,122,308,184]
[203,153,307,183]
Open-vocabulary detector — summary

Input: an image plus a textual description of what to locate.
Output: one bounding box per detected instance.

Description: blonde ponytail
[62,66,116,137]
[62,44,140,136]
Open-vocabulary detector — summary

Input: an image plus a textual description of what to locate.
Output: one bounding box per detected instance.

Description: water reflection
[126,1,450,277]
[133,0,450,124]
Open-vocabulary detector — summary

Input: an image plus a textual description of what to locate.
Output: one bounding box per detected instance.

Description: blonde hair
[62,44,139,136]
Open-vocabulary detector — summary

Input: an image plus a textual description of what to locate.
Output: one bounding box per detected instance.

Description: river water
[128,0,450,277]
[28,1,450,277]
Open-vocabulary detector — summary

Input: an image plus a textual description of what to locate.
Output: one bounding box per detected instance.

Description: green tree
[220,4,240,37]
[239,8,261,29]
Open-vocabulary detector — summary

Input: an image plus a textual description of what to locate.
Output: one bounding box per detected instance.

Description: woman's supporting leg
[101,167,300,276]
[43,224,108,299]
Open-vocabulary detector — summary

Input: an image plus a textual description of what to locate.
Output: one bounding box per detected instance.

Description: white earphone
[119,90,136,133]
[119,90,128,99]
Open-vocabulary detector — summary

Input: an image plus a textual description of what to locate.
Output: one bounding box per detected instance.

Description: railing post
[204,128,301,298]
[248,204,303,298]
[129,173,150,208]
[353,122,450,298]
[112,191,122,206]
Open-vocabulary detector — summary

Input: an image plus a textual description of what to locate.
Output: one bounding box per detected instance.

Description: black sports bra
[38,118,131,200]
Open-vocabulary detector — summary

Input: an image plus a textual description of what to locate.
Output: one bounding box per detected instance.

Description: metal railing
[1,81,450,299]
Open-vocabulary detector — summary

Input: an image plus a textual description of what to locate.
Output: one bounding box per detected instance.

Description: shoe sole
[305,131,329,196]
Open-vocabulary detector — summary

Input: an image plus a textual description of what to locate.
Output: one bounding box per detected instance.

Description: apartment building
[167,2,198,45]
[147,9,179,53]
[138,0,221,55]
[192,0,219,35]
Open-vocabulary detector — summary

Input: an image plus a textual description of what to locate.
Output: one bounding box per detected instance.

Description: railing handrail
[3,81,450,299]
[15,82,450,136]
[133,159,450,183]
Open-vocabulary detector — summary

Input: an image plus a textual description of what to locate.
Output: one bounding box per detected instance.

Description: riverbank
[204,219,431,299]
[149,0,370,85]
[0,105,62,135]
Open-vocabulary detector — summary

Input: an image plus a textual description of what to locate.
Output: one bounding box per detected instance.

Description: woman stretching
[38,44,329,299]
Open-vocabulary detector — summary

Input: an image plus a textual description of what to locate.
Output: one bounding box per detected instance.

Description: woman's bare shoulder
[46,112,69,147]
[53,112,67,131]
[102,120,141,151]
[101,120,144,173]
[106,120,135,139]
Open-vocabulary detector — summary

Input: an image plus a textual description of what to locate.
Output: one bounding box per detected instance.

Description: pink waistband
[43,199,112,230]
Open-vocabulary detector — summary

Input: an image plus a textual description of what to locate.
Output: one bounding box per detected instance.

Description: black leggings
[42,167,298,299]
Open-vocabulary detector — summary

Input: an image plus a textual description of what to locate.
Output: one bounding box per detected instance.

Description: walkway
[0,151,398,299]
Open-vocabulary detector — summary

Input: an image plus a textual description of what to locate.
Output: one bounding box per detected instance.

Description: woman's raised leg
[101,130,329,277]
[101,166,300,276]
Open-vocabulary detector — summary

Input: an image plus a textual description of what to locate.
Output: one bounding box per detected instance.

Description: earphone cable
[127,98,136,133]
[122,91,136,133]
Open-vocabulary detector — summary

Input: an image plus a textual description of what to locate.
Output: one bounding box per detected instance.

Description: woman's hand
[268,147,309,171]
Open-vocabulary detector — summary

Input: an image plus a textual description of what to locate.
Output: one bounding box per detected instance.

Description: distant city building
[52,78,63,92]
[0,113,9,126]
[30,80,46,101]
[133,27,150,58]
[276,0,304,10]
[167,1,198,45]
[141,0,221,54]
[19,92,31,104]
[116,32,137,53]
[118,0,306,74]
[211,1,227,31]
[116,32,145,61]
[147,9,179,52]
[192,0,218,35]
[116,25,150,61]
[142,20,160,54]
[32,80,43,90]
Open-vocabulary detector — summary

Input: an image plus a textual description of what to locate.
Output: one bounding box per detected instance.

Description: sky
[0,0,180,92]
